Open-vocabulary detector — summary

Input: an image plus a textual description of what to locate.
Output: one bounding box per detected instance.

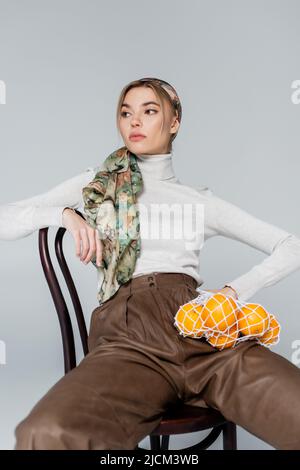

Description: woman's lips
[129,135,146,142]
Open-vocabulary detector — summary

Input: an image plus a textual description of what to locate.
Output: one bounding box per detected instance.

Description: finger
[73,231,81,257]
[83,229,96,264]
[80,229,89,261]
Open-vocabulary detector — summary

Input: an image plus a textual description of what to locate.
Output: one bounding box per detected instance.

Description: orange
[258,314,281,345]
[237,303,270,336]
[174,302,206,336]
[207,323,239,350]
[200,293,238,332]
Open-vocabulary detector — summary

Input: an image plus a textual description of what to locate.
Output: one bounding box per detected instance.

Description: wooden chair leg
[150,435,161,450]
[161,435,170,450]
[222,421,237,449]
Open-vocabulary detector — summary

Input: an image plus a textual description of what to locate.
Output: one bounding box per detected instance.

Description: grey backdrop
[1,0,300,450]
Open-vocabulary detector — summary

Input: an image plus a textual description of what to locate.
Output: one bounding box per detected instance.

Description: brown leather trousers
[14,272,300,449]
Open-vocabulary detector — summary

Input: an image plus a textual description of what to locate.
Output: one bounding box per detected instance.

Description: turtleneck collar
[135,150,176,181]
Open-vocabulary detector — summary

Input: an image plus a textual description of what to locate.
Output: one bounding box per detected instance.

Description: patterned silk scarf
[82,146,143,305]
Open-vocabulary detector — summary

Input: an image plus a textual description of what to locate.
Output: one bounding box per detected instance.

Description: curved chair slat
[38,227,76,373]
[55,226,88,357]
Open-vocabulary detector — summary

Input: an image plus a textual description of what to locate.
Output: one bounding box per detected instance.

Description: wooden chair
[38,209,237,451]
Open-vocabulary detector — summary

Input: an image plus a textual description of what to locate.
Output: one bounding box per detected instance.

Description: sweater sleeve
[204,189,300,302]
[0,166,96,241]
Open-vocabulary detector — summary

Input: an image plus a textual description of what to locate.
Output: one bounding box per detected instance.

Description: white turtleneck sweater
[1,150,300,302]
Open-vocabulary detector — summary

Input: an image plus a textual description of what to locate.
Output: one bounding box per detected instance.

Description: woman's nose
[130,115,143,125]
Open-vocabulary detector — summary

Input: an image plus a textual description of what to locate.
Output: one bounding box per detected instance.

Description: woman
[2,77,300,450]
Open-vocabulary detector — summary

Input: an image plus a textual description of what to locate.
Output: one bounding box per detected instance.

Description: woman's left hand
[202,287,239,300]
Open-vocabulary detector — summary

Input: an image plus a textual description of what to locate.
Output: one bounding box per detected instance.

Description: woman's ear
[170,115,180,135]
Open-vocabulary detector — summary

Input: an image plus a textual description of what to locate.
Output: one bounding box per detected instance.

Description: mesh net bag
[173,288,281,351]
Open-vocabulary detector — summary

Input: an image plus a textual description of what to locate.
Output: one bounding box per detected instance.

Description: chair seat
[150,404,228,435]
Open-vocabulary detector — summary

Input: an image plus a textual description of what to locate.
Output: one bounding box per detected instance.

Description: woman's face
[118,86,180,155]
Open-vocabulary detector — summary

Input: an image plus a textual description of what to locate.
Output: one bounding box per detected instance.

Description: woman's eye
[120,109,157,118]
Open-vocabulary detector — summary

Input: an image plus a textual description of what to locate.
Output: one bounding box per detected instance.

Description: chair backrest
[38,209,88,375]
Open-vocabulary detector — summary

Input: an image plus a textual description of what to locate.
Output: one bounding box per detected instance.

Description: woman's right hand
[62,208,103,267]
